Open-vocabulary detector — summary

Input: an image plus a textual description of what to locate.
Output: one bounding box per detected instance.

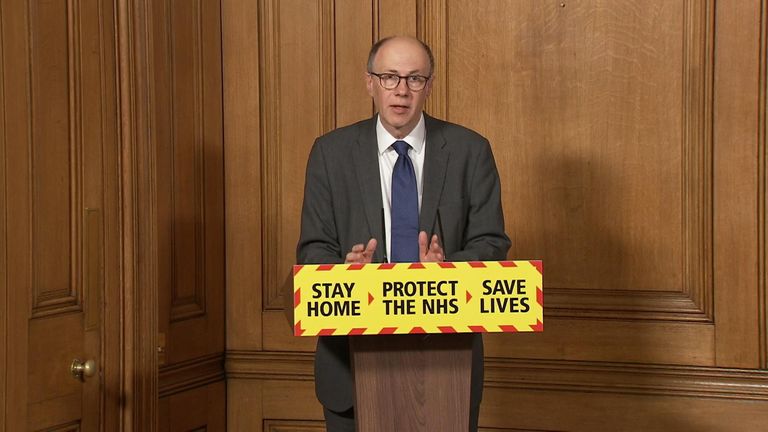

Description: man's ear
[365,72,374,96]
[424,75,434,98]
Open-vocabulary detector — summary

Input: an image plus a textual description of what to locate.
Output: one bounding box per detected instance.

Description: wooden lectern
[290,259,543,431]
[349,333,473,432]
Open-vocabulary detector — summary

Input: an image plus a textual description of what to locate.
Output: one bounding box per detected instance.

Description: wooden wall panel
[376,0,416,38]
[713,0,762,367]
[262,0,328,310]
[335,0,374,126]
[154,0,225,362]
[158,381,225,432]
[0,30,5,422]
[153,0,226,426]
[438,0,716,363]
[223,0,263,352]
[224,0,768,430]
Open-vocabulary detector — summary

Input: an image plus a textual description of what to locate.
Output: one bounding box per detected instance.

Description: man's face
[366,38,433,139]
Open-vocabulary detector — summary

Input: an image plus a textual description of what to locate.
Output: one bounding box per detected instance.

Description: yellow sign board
[292,260,543,336]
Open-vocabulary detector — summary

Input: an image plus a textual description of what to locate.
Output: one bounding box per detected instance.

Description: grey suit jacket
[296,114,510,412]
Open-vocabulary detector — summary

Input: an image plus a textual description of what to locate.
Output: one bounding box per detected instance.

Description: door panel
[2,0,118,430]
[151,0,227,428]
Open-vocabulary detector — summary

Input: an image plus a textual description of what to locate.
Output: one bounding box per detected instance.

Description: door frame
[116,0,159,430]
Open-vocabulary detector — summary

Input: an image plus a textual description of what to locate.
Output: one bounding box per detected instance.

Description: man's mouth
[390,105,410,114]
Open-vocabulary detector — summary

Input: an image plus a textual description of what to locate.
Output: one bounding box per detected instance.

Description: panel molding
[483,358,768,401]
[259,0,282,311]
[543,288,709,322]
[418,0,447,119]
[262,1,337,310]
[39,421,81,432]
[420,0,715,324]
[116,0,160,428]
[264,420,324,432]
[759,0,768,369]
[226,350,314,381]
[318,0,336,135]
[30,0,83,319]
[680,0,715,320]
[226,350,768,401]
[167,0,208,323]
[542,0,717,323]
[535,0,715,323]
[159,352,225,398]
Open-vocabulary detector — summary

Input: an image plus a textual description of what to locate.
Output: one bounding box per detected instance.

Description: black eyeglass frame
[368,71,432,91]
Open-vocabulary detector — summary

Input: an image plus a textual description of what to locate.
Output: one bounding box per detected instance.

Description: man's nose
[393,78,411,95]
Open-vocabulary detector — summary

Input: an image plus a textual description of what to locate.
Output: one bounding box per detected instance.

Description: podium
[290,260,543,431]
[350,333,473,431]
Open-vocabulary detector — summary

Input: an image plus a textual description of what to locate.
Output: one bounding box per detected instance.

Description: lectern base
[350,333,474,432]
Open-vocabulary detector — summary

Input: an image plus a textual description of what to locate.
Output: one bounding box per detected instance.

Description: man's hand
[419,231,444,262]
[345,238,377,263]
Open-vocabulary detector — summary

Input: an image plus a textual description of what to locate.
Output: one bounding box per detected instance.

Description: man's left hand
[419,231,444,262]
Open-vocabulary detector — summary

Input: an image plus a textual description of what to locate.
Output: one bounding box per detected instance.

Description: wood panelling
[38,421,81,432]
[418,0,447,119]
[227,351,768,402]
[259,0,286,310]
[761,0,768,370]
[223,0,768,430]
[448,0,708,316]
[375,0,417,38]
[227,379,264,432]
[481,386,768,432]
[29,0,82,319]
[450,0,684,291]
[153,0,224,363]
[263,420,324,432]
[0,40,5,422]
[155,8,207,322]
[159,353,225,399]
[158,381,225,432]
[334,0,374,126]
[223,0,263,352]
[152,0,226,428]
[263,310,315,353]
[262,0,330,310]
[713,0,762,368]
[116,0,160,428]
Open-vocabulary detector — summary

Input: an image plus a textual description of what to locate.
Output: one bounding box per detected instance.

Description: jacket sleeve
[449,139,511,262]
[296,140,344,264]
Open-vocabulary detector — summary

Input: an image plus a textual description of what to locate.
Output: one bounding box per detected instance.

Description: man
[297,36,510,431]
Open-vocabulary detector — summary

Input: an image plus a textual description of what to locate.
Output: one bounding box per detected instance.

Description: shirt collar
[376,114,426,155]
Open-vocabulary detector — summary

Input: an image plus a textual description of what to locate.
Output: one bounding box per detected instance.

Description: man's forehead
[374,38,430,71]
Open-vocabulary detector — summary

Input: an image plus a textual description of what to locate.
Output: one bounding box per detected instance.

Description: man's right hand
[345,238,377,263]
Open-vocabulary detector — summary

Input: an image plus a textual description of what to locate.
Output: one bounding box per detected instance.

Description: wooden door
[1,0,120,430]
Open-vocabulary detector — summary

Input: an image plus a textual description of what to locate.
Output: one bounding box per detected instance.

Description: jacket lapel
[352,116,385,262]
[420,115,449,235]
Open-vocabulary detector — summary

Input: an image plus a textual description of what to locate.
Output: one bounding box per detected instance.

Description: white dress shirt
[376,114,426,262]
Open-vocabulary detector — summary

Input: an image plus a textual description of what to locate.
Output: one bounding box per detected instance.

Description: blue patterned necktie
[390,140,419,262]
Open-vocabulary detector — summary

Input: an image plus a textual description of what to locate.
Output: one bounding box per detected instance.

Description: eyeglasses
[368,72,431,91]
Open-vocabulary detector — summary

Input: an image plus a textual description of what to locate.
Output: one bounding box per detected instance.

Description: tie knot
[392,140,410,156]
